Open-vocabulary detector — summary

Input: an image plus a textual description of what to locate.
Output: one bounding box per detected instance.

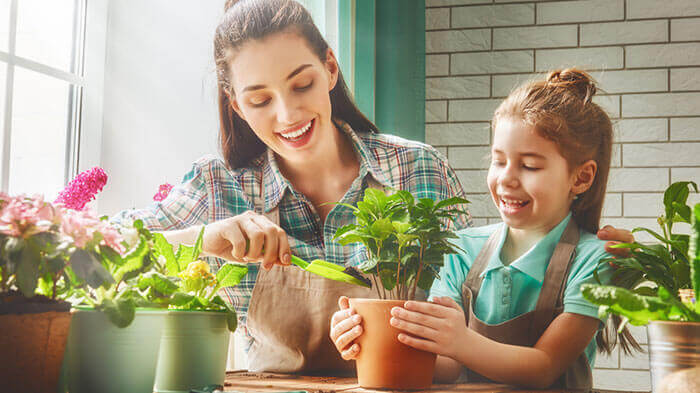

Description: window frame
[0,0,108,194]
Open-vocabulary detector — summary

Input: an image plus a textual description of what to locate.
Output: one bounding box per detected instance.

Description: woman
[114,0,632,375]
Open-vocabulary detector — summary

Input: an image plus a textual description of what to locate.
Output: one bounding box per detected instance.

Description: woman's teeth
[281,120,312,140]
[501,198,529,208]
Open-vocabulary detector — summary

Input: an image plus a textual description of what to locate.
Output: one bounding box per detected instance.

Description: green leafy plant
[143,226,248,332]
[582,181,700,325]
[333,188,469,300]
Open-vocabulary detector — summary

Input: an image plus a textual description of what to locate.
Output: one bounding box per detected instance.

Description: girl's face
[228,32,339,165]
[487,118,593,235]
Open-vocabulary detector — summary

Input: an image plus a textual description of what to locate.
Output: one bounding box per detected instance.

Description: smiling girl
[382,69,639,390]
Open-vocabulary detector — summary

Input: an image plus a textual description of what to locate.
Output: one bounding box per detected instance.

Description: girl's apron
[245,176,378,373]
[460,220,592,390]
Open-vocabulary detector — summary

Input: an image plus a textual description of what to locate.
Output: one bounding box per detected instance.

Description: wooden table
[223,371,580,393]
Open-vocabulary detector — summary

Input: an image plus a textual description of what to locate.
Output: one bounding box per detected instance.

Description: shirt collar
[259,118,392,213]
[479,213,573,283]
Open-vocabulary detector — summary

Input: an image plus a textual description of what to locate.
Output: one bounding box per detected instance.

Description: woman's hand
[390,296,468,359]
[329,296,363,360]
[596,225,635,257]
[201,211,291,270]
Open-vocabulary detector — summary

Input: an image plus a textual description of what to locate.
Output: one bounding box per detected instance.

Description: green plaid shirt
[113,121,471,347]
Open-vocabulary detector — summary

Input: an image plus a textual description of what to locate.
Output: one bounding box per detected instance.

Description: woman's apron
[460,220,592,390]
[244,176,378,374]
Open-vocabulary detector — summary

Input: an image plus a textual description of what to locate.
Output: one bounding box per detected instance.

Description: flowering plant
[0,193,117,301]
[138,227,248,332]
[55,167,108,210]
[153,183,173,202]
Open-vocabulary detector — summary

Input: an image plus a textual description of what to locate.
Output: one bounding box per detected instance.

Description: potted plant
[149,227,247,393]
[61,217,172,393]
[582,181,700,393]
[0,193,119,393]
[333,188,469,389]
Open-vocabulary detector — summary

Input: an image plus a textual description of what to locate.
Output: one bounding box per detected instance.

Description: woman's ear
[229,92,246,121]
[324,48,339,91]
[571,159,597,196]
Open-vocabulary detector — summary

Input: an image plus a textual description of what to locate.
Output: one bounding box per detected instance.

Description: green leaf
[170,292,196,307]
[664,181,698,222]
[70,248,114,289]
[435,196,470,210]
[581,284,671,325]
[214,263,248,289]
[100,296,136,328]
[114,238,148,282]
[137,271,179,296]
[99,244,124,267]
[690,203,700,299]
[152,232,178,275]
[370,218,394,240]
[15,243,40,297]
[192,225,205,261]
[212,295,238,332]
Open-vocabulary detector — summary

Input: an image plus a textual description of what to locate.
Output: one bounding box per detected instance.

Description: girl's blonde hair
[494,68,640,354]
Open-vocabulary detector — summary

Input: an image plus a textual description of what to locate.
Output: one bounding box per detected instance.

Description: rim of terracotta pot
[349,298,412,304]
[0,293,71,314]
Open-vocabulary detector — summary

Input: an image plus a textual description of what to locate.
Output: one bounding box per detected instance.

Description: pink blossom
[55,167,108,210]
[0,194,59,237]
[153,183,174,202]
[60,209,125,254]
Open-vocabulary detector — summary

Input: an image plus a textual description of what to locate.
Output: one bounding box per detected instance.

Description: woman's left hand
[596,225,635,257]
[390,296,468,359]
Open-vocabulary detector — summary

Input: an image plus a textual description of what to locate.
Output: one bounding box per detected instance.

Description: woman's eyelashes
[247,81,314,108]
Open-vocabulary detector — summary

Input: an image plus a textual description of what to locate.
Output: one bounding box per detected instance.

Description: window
[0,0,86,199]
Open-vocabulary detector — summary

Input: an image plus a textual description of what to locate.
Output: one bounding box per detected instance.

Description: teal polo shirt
[429,214,614,366]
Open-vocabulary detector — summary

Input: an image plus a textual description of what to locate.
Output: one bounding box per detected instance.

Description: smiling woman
[112,0,472,375]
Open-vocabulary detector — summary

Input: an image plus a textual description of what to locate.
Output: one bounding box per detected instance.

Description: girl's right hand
[330,296,363,360]
[200,210,291,270]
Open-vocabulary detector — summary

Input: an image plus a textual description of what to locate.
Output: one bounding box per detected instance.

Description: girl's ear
[324,48,339,91]
[571,159,597,196]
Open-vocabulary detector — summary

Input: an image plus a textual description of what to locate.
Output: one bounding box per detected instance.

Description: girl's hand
[596,225,635,258]
[390,296,468,359]
[329,296,363,360]
[201,211,291,270]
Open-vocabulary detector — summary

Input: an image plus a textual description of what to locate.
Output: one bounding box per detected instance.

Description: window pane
[10,67,70,199]
[0,0,10,52]
[0,61,6,163]
[16,0,77,72]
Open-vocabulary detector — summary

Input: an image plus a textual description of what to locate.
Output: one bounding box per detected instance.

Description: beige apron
[245,176,379,374]
[461,220,592,391]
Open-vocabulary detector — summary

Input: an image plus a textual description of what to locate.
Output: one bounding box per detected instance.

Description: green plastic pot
[154,310,231,393]
[62,307,167,393]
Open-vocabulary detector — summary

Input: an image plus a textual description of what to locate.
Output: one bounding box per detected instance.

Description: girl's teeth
[501,199,527,207]
[281,120,312,140]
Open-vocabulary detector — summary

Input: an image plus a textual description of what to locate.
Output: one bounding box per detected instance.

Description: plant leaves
[152,232,178,275]
[113,237,148,282]
[70,248,114,289]
[100,296,136,328]
[215,263,248,288]
[137,271,179,296]
[16,243,41,297]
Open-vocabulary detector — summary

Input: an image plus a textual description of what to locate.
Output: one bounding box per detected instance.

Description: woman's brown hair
[493,68,641,354]
[215,0,378,168]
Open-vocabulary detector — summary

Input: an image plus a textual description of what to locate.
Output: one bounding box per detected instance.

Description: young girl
[330,69,636,389]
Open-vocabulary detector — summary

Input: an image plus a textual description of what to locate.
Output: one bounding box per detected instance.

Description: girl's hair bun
[546,68,597,103]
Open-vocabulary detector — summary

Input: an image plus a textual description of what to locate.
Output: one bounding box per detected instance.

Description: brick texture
[424,1,700,390]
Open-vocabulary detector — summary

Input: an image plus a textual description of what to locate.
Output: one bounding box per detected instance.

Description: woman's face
[228,32,339,165]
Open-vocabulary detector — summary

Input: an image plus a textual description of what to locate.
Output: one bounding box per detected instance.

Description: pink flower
[60,209,125,254]
[55,167,108,210]
[153,183,173,202]
[0,194,59,237]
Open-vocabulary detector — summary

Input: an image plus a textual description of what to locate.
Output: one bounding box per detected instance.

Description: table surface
[223,371,583,393]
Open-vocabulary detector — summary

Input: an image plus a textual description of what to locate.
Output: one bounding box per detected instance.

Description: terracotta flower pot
[349,298,437,390]
[0,295,72,393]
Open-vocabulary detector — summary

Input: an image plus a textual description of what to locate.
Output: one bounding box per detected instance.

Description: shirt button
[502,296,509,304]
[503,275,511,284]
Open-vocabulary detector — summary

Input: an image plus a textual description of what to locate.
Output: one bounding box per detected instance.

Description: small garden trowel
[290,255,372,288]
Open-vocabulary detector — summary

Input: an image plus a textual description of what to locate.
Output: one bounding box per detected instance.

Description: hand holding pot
[390,296,468,359]
[201,211,291,270]
[329,296,363,360]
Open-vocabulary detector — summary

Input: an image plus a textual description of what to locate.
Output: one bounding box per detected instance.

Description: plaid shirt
[112,120,472,348]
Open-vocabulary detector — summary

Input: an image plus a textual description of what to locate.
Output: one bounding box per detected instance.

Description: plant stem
[410,242,425,301]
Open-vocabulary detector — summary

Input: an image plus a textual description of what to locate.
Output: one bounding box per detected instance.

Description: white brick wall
[425,1,700,391]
